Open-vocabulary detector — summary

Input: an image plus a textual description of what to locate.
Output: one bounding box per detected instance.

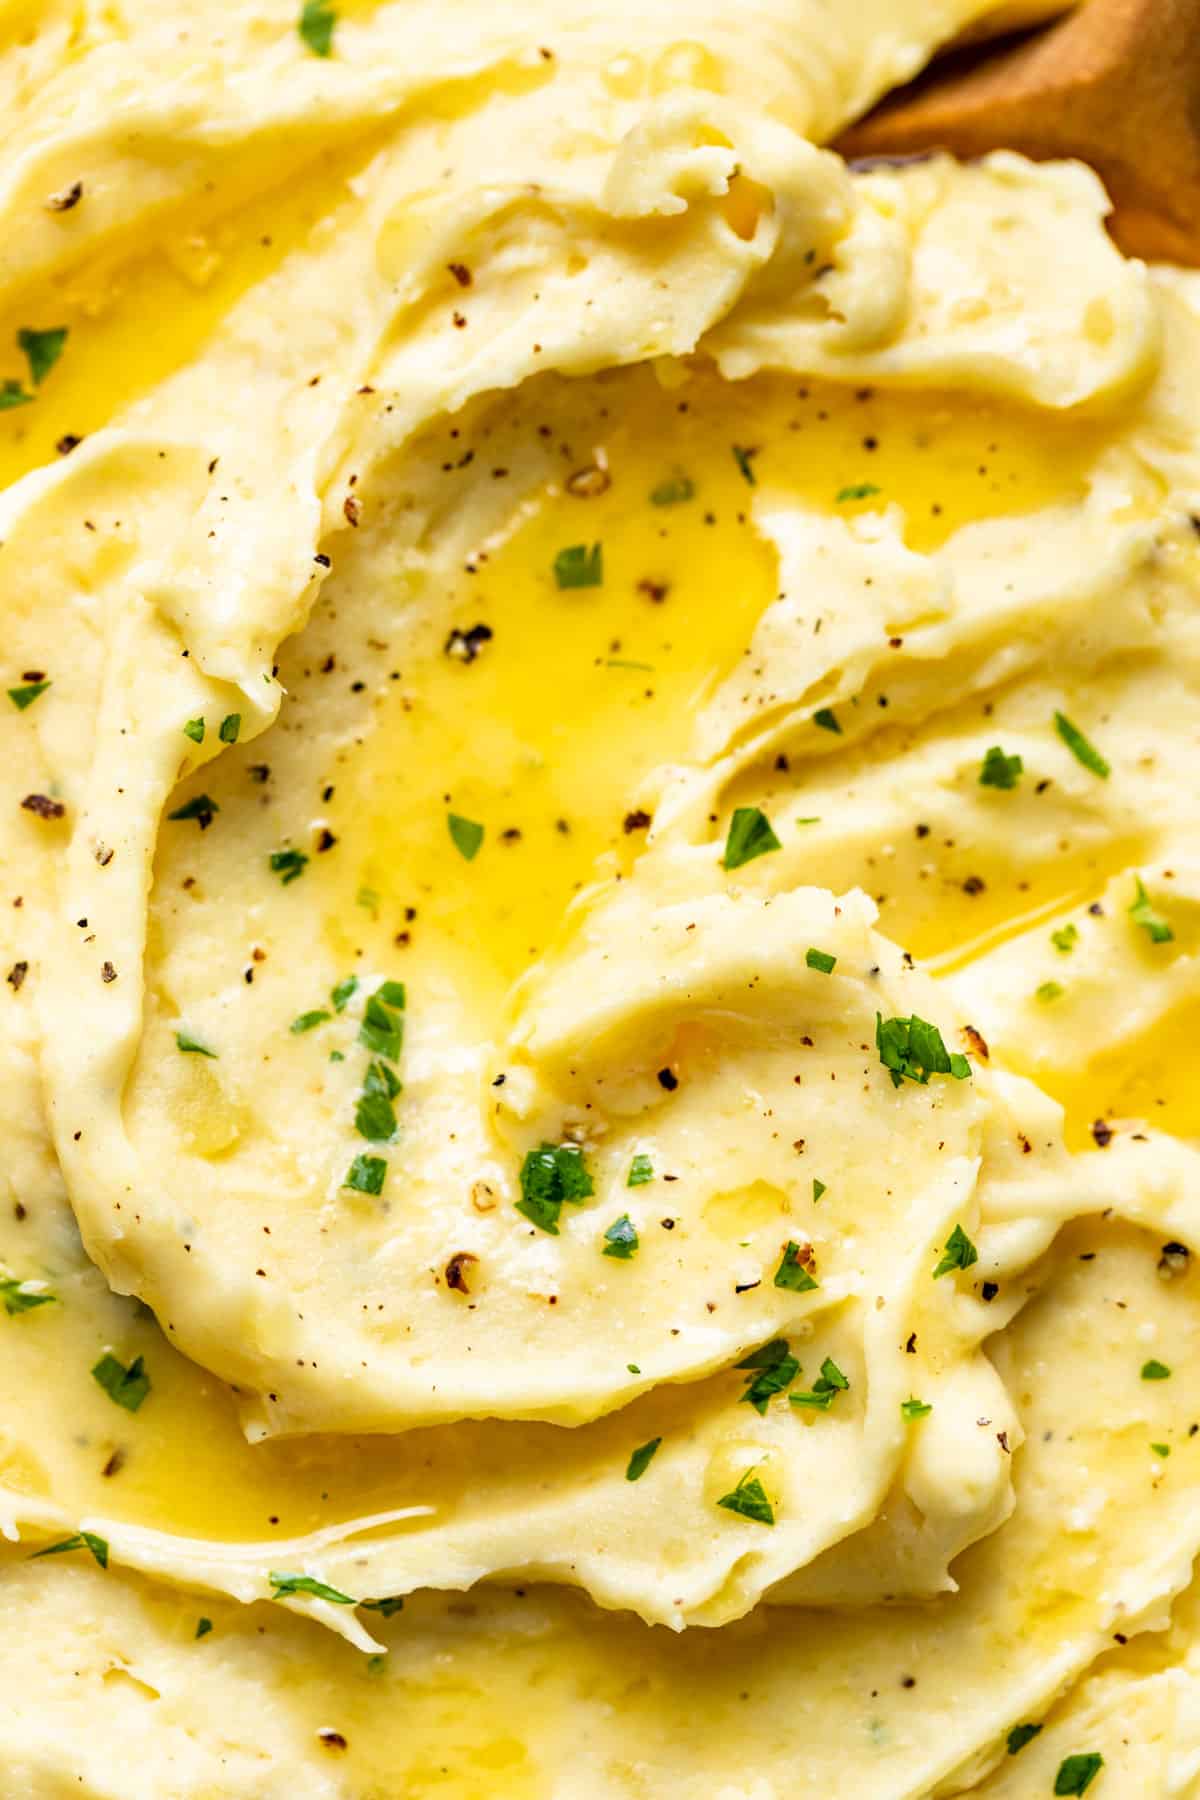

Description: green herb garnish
[8,679,50,711]
[18,326,67,386]
[773,1241,818,1292]
[168,794,219,828]
[195,1617,213,1638]
[812,1178,827,1203]
[331,976,358,1012]
[32,1531,108,1568]
[901,1397,931,1419]
[1006,1724,1042,1756]
[219,713,242,744]
[298,0,336,56]
[626,1437,662,1481]
[0,380,32,410]
[355,1060,401,1142]
[932,1222,978,1280]
[515,1141,593,1233]
[722,806,781,871]
[812,707,841,734]
[1036,981,1064,1003]
[1054,711,1109,779]
[1051,924,1078,954]
[269,1571,354,1604]
[553,543,603,589]
[602,1214,639,1260]
[739,1342,800,1414]
[731,444,757,485]
[269,848,308,884]
[92,1351,150,1413]
[650,475,695,506]
[344,1154,386,1196]
[876,1013,970,1087]
[290,1009,330,1034]
[0,1277,54,1315]
[361,1595,405,1616]
[805,947,836,974]
[1129,876,1173,945]
[716,1468,774,1525]
[447,812,484,860]
[836,482,880,503]
[176,1031,216,1058]
[627,1153,654,1187]
[1053,1752,1103,1796]
[359,984,405,1061]
[979,745,1023,790]
[1141,1359,1171,1380]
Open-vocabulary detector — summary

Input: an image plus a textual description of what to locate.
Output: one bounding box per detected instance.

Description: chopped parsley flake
[805,947,836,974]
[1152,1441,1171,1457]
[1051,924,1079,954]
[901,1397,932,1419]
[270,848,309,884]
[290,1009,330,1034]
[1006,1724,1043,1756]
[979,745,1023,790]
[168,794,219,829]
[602,1214,639,1260]
[812,1178,827,1203]
[933,1222,979,1279]
[516,1141,594,1234]
[553,543,603,589]
[626,1437,662,1481]
[790,1355,850,1411]
[1141,1359,1171,1380]
[361,1595,405,1616]
[1054,712,1109,779]
[269,1571,354,1604]
[0,380,32,410]
[298,0,336,56]
[773,1240,818,1292]
[1054,1752,1103,1795]
[627,1153,654,1187]
[219,713,242,745]
[1036,981,1064,1003]
[92,1351,150,1413]
[331,975,359,1012]
[8,679,50,711]
[1129,876,1173,945]
[183,717,205,744]
[32,1531,108,1568]
[876,1013,971,1087]
[344,1153,387,1197]
[0,1276,54,1315]
[18,325,67,386]
[650,474,695,506]
[716,1468,774,1525]
[738,1340,800,1414]
[359,983,405,1061]
[176,1031,216,1058]
[447,812,484,860]
[195,1617,213,1639]
[355,1060,401,1143]
[813,706,841,734]
[722,806,781,870]
[836,482,880,502]
[731,444,757,485]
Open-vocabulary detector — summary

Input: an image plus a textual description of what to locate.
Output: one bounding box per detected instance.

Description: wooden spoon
[834,0,1200,264]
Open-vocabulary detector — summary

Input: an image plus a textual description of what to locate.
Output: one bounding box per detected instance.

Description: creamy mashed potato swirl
[4,1,1200,1794]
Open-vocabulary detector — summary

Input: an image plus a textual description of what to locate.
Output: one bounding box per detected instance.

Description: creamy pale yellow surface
[3,0,1200,1794]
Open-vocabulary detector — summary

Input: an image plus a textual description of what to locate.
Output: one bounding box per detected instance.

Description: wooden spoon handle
[836,0,1200,264]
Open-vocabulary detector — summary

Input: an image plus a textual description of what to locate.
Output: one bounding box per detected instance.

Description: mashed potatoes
[3,1,1200,1793]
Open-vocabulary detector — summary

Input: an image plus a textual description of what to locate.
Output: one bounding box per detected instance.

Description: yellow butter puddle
[317,365,1113,1039]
